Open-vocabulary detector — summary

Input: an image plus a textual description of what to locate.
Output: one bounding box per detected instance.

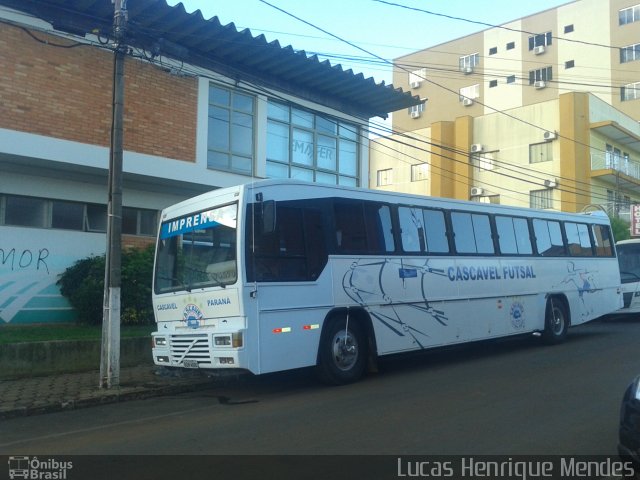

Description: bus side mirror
[261,200,276,234]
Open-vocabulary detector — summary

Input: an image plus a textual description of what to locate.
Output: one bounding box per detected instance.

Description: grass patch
[0,324,155,344]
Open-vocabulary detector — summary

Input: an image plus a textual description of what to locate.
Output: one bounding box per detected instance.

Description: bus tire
[542,297,569,344]
[317,318,368,385]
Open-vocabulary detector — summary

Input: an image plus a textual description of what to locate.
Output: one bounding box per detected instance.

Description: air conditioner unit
[470,187,484,196]
[534,80,547,89]
[543,131,557,141]
[410,111,421,119]
[534,45,546,55]
[462,98,474,106]
[470,144,484,153]
[410,81,421,89]
[544,179,558,188]
[461,66,474,74]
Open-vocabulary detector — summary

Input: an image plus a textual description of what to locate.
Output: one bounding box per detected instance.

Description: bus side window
[422,208,449,253]
[398,206,424,253]
[334,200,368,253]
[564,222,594,256]
[533,219,566,256]
[592,224,613,256]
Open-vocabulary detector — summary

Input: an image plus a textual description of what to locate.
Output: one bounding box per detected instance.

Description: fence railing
[591,152,640,181]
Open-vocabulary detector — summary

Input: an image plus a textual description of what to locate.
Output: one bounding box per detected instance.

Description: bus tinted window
[564,222,593,256]
[496,216,533,255]
[451,212,494,254]
[533,219,566,256]
[364,202,395,253]
[246,203,328,282]
[399,207,423,253]
[334,200,394,254]
[423,208,449,253]
[592,224,614,257]
[399,207,449,253]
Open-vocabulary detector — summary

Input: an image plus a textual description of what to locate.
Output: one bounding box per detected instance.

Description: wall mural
[0,228,104,324]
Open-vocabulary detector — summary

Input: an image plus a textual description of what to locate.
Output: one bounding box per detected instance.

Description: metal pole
[100,0,127,389]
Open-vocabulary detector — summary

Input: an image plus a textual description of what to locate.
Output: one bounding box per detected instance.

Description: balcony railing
[591,152,640,181]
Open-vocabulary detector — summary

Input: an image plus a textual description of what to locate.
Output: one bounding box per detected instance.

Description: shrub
[57,245,155,325]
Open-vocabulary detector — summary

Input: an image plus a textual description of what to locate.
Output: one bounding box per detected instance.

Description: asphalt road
[1,316,640,457]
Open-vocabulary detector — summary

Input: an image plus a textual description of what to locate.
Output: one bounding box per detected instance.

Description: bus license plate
[183,359,199,368]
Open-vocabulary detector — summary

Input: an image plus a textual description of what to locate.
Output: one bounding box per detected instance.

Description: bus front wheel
[542,298,569,344]
[317,318,368,385]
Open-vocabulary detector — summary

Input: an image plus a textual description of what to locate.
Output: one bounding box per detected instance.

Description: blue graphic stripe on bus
[160,212,221,239]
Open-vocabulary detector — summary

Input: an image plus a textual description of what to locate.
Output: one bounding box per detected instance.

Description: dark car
[620,375,640,466]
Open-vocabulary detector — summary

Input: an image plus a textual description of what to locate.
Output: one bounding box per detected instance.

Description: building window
[489,47,497,55]
[528,32,553,50]
[506,75,516,84]
[621,82,640,101]
[0,195,156,236]
[530,189,553,209]
[620,4,640,25]
[123,207,158,236]
[459,84,480,101]
[459,53,479,71]
[377,168,393,187]
[207,84,254,175]
[408,102,425,117]
[411,163,428,181]
[565,60,575,69]
[529,142,553,163]
[266,100,359,186]
[620,43,640,63]
[529,66,553,85]
[489,79,498,88]
[472,152,495,172]
[4,196,47,228]
[506,41,515,50]
[564,24,574,34]
[409,68,426,87]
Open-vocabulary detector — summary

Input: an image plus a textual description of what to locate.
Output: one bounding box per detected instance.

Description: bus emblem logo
[510,301,525,329]
[183,304,204,329]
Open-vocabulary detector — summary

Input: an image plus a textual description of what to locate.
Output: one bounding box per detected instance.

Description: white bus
[616,238,640,314]
[151,179,622,384]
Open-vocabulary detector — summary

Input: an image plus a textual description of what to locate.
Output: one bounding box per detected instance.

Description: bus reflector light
[273,327,291,334]
[303,324,319,330]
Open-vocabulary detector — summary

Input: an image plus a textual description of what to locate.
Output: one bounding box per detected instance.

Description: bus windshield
[617,242,640,284]
[154,203,238,294]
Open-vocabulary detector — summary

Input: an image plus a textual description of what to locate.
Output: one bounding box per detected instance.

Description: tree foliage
[57,245,155,325]
[610,216,631,243]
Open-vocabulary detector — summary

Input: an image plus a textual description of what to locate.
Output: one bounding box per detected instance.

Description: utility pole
[100,0,127,389]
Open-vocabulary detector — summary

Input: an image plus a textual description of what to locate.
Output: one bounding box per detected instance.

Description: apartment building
[0,0,418,324]
[371,0,640,219]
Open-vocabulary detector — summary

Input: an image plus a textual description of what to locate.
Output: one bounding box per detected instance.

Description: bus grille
[170,334,210,364]
[624,292,634,308]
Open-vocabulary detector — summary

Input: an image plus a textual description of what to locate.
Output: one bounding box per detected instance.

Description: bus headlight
[154,336,167,347]
[214,335,231,346]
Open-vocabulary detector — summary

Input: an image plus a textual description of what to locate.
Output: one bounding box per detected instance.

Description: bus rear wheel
[317,318,368,385]
[542,298,569,344]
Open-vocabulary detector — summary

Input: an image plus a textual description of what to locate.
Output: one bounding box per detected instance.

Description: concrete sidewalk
[0,365,216,420]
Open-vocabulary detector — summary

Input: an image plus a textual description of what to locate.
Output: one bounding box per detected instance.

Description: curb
[0,378,215,420]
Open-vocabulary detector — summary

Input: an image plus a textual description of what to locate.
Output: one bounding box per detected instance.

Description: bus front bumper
[152,330,248,370]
